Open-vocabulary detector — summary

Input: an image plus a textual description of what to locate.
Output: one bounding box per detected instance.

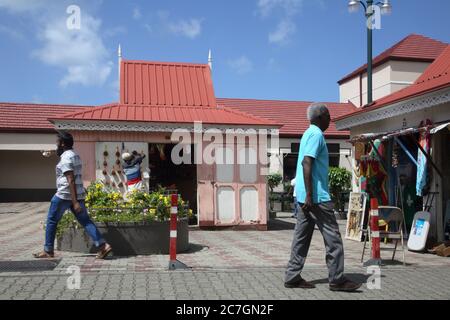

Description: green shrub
[328,167,352,211]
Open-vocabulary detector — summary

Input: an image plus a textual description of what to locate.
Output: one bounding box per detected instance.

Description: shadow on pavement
[268,218,296,230]
[0,259,61,273]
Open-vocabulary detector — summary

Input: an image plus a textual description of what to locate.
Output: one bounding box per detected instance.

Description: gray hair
[307,103,329,121]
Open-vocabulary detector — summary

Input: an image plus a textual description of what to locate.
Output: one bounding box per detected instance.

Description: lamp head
[380,0,392,15]
[348,0,360,13]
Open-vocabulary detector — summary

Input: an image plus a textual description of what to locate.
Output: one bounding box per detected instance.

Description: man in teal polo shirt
[284,103,361,292]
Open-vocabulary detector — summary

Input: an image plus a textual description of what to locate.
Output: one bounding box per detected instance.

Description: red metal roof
[120,60,217,107]
[217,98,355,137]
[0,102,90,132]
[338,34,448,84]
[51,103,279,127]
[335,45,450,123]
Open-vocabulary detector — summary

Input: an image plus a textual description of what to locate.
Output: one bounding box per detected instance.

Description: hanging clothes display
[416,119,433,196]
[358,140,388,205]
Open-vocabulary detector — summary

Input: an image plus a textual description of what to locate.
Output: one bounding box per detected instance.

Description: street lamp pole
[349,0,392,106]
[366,0,374,105]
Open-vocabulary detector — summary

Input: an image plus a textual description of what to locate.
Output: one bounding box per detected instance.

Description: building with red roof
[218,98,356,184]
[339,34,448,107]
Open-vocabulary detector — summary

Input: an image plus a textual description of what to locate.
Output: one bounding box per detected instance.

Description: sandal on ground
[33,251,54,259]
[96,243,112,259]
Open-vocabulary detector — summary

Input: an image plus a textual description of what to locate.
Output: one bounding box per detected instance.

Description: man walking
[34,131,112,259]
[284,103,361,292]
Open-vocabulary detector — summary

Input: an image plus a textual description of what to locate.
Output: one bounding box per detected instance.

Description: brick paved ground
[0,203,449,300]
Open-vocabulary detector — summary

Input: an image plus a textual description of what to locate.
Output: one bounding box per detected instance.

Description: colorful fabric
[416,119,432,196]
[122,155,144,183]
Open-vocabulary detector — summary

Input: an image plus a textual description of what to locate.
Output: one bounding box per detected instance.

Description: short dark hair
[57,131,74,148]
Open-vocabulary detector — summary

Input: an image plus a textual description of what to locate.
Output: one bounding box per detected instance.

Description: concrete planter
[57,218,189,255]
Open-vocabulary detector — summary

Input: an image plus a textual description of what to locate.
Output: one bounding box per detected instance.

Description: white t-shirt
[291,178,296,198]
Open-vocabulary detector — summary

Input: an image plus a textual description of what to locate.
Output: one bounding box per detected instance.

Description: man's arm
[65,171,82,214]
[301,156,314,212]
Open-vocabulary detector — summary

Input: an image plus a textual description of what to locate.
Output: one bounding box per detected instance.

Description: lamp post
[348,0,392,105]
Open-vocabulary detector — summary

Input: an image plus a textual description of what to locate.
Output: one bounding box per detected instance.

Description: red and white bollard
[364,198,382,266]
[168,194,188,270]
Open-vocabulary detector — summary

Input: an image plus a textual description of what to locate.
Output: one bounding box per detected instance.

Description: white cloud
[147,11,202,39]
[257,0,303,17]
[168,18,202,39]
[133,7,141,20]
[256,0,304,45]
[0,24,25,40]
[269,19,296,44]
[1,0,113,88]
[32,14,113,87]
[228,56,253,75]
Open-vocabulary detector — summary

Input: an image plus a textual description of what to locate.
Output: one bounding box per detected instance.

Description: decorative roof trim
[335,87,450,130]
[52,120,279,133]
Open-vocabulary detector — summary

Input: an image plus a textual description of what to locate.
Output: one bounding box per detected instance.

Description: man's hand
[302,194,313,213]
[72,201,82,214]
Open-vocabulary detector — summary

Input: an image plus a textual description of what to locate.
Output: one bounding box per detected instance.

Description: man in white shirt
[291,177,299,218]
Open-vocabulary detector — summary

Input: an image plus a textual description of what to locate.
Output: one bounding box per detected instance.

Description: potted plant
[328,167,351,218]
[266,173,282,218]
[56,182,193,255]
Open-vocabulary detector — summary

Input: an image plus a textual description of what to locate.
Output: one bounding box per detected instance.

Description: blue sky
[0,0,449,106]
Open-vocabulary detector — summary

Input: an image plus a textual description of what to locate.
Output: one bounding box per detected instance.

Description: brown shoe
[96,243,112,259]
[329,278,362,292]
[33,251,54,259]
[284,277,316,289]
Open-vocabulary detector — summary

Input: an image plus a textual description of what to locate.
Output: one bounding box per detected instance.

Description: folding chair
[361,206,406,265]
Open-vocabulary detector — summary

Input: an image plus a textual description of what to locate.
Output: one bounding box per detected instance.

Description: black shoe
[329,278,362,292]
[284,277,316,289]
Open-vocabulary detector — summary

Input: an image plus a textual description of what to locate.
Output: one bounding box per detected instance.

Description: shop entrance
[147,143,197,224]
[439,130,450,240]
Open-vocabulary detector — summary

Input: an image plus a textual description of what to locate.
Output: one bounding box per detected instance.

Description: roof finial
[118,44,122,96]
[208,49,212,70]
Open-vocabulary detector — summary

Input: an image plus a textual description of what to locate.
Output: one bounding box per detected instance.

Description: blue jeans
[44,195,105,252]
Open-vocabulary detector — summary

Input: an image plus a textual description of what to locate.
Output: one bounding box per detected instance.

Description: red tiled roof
[51,103,280,127]
[338,34,448,84]
[217,98,355,137]
[335,45,450,123]
[0,102,90,132]
[120,60,216,107]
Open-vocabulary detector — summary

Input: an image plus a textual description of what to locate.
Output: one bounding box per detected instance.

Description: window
[291,142,341,167]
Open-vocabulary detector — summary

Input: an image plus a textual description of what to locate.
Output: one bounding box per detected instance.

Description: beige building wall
[0,150,58,189]
[0,133,56,151]
[0,132,58,190]
[339,60,432,107]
